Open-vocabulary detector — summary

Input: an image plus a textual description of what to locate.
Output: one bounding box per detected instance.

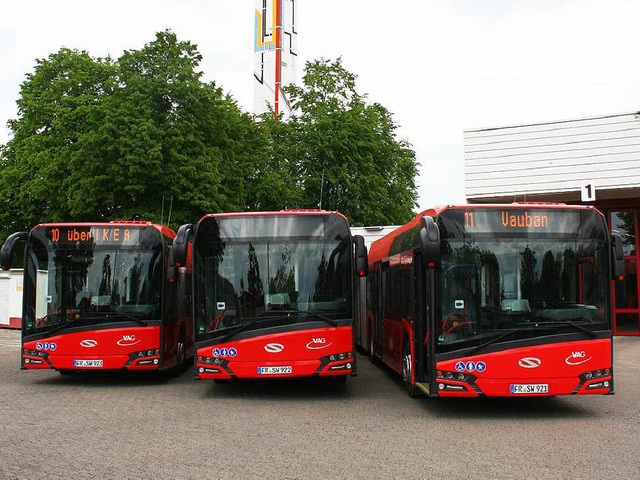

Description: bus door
[354,274,367,349]
[418,215,441,394]
[414,252,436,394]
[373,262,387,358]
[162,247,179,368]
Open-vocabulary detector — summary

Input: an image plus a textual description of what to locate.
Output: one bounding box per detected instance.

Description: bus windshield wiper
[213,315,291,343]
[257,309,339,327]
[537,320,597,338]
[85,311,149,326]
[466,326,548,355]
[285,309,339,327]
[107,312,148,326]
[41,317,79,336]
[466,329,520,355]
[468,321,597,356]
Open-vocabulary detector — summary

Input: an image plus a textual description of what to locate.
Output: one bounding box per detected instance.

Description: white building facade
[0,269,23,328]
[464,111,640,335]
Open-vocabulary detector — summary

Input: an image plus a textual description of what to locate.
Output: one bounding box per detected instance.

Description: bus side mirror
[354,235,368,277]
[173,223,193,268]
[1,231,28,270]
[167,246,178,283]
[420,216,440,268]
[611,233,625,281]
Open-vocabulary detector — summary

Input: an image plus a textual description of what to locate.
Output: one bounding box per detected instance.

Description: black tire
[177,334,185,368]
[169,332,186,377]
[368,325,378,364]
[402,340,418,398]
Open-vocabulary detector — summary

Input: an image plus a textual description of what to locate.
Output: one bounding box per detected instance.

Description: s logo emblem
[518,357,541,368]
[264,343,284,353]
[80,339,98,348]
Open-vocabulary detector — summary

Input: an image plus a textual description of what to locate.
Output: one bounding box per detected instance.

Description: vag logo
[117,335,140,347]
[565,351,592,366]
[306,337,332,350]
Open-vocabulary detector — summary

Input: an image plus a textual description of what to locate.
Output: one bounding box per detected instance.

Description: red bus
[362,204,624,397]
[0,221,195,374]
[172,210,368,382]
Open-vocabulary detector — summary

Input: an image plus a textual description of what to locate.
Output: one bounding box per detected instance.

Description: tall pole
[274,0,282,116]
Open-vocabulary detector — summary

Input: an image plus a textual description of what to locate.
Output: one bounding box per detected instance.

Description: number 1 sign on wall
[581,182,596,202]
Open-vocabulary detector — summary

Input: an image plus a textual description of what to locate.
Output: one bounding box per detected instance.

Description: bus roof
[199,209,349,223]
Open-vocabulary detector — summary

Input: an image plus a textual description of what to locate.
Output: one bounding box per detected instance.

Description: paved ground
[1,329,639,479]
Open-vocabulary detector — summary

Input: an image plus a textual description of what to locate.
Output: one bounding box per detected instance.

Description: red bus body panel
[196,326,354,380]
[435,339,612,397]
[22,326,162,371]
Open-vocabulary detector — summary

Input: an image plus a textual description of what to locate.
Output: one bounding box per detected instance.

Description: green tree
[0,48,116,234]
[245,110,302,211]
[0,30,260,239]
[282,58,418,226]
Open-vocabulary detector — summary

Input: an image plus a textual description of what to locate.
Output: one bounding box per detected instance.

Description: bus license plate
[257,366,292,375]
[510,383,548,394]
[73,359,104,368]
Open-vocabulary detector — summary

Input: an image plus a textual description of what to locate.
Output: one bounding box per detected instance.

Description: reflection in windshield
[23,243,163,336]
[195,240,351,338]
[437,238,609,352]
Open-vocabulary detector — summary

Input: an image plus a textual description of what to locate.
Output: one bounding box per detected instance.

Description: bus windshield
[194,216,352,341]
[23,226,164,336]
[437,237,609,353]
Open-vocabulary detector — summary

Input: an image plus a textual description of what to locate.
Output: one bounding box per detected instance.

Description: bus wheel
[177,334,186,370]
[169,332,186,377]
[402,342,418,398]
[368,328,377,363]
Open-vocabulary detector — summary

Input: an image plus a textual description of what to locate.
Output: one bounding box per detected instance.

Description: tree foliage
[0,31,257,238]
[282,58,418,226]
[0,38,418,239]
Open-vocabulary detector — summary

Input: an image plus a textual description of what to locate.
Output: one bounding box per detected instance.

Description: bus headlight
[580,368,612,382]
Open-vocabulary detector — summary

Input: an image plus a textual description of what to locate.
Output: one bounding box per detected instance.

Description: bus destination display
[463,209,581,234]
[47,226,141,246]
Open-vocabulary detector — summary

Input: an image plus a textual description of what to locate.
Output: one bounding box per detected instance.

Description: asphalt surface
[1,328,640,479]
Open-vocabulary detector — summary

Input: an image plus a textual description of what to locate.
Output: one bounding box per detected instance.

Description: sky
[1,0,640,213]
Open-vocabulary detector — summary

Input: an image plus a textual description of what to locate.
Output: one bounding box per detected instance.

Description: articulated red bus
[0,221,194,374]
[172,210,367,382]
[362,204,623,397]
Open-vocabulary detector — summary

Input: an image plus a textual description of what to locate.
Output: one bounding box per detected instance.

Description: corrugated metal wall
[464,112,640,201]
